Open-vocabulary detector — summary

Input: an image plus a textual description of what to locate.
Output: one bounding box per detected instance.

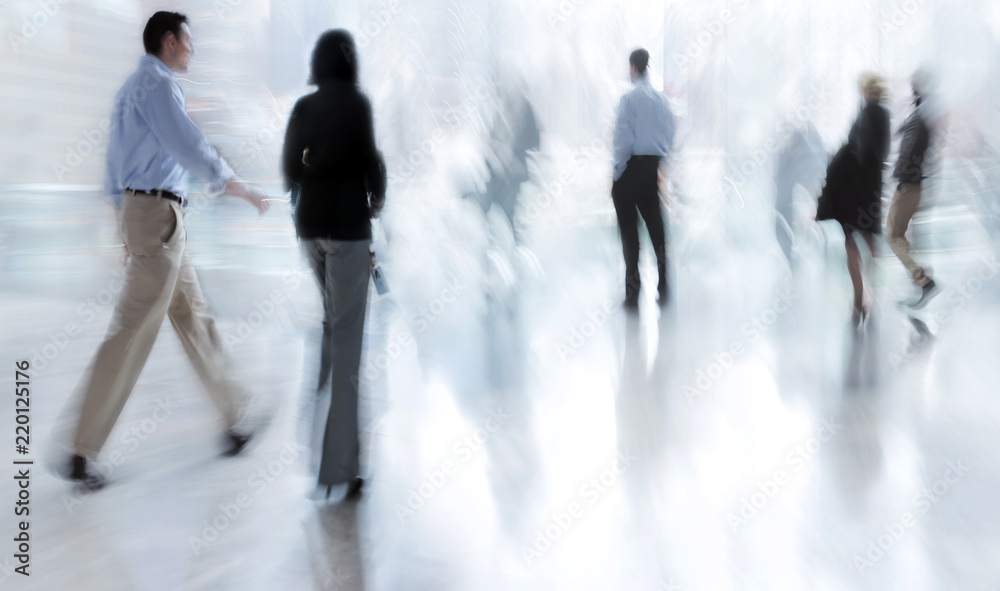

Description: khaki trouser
[886,183,930,287]
[73,191,249,458]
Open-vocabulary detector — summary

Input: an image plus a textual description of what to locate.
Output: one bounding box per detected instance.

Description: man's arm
[141,77,268,213]
[613,95,635,182]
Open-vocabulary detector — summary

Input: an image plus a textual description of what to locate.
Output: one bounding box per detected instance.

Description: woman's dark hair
[310,29,358,85]
[143,11,188,55]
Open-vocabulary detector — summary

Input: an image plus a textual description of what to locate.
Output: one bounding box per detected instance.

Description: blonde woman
[817,73,890,325]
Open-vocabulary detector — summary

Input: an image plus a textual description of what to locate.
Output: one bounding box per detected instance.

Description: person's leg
[303,240,333,392]
[612,172,640,305]
[845,230,864,314]
[886,183,928,286]
[318,239,371,486]
[634,165,668,301]
[74,196,185,458]
[166,243,251,430]
[775,178,795,263]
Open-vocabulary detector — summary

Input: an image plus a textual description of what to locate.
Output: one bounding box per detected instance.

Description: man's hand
[225,179,271,215]
[369,197,384,219]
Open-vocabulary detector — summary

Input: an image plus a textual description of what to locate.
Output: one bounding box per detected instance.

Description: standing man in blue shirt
[612,48,675,310]
[65,11,270,487]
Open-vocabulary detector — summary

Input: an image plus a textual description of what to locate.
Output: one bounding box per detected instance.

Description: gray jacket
[893,100,930,184]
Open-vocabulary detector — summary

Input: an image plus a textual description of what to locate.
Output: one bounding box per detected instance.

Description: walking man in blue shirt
[612,49,675,310]
[66,12,270,487]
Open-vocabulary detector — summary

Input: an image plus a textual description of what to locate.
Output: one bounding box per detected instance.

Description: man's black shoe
[909,279,940,310]
[224,429,253,457]
[68,454,105,490]
[657,285,669,307]
[345,476,364,501]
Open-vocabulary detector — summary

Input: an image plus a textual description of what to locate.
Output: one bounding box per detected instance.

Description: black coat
[282,81,386,241]
[817,101,889,233]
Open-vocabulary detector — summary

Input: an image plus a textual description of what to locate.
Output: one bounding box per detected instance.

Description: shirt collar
[140,53,174,78]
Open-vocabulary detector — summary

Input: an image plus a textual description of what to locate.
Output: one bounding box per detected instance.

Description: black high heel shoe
[345,477,364,500]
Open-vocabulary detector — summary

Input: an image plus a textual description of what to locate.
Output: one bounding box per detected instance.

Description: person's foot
[345,476,364,500]
[908,279,940,310]
[224,429,253,457]
[68,454,105,490]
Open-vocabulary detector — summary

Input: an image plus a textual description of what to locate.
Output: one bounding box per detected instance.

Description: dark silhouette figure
[817,73,890,325]
[612,48,676,310]
[774,122,826,265]
[282,29,386,498]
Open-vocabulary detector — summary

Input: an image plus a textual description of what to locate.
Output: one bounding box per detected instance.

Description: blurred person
[63,11,271,488]
[612,48,676,310]
[816,73,890,327]
[282,29,386,500]
[888,69,939,308]
[479,85,541,240]
[774,122,826,266]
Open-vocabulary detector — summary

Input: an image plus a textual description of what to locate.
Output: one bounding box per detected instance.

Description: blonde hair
[858,72,888,101]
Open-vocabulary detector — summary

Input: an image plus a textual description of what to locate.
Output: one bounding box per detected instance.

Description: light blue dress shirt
[105,54,233,206]
[613,76,676,181]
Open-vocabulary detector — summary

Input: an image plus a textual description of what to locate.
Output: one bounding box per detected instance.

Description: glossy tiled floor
[2,167,1000,590]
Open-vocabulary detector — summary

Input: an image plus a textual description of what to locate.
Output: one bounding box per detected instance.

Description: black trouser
[612,156,667,301]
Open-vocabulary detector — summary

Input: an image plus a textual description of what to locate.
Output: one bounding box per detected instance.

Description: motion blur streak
[2,0,1000,589]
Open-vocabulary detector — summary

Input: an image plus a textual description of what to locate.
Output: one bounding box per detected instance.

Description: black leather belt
[126,188,185,207]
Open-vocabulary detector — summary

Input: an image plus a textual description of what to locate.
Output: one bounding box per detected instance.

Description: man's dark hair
[143,11,188,55]
[629,48,650,76]
[309,29,358,86]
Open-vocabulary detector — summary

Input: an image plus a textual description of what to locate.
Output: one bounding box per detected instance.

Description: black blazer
[282,81,386,240]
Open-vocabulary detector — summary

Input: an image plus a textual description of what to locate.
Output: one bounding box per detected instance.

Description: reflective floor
[2,160,1000,590]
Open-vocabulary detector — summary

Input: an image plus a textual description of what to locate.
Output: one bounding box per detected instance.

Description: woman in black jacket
[282,29,385,499]
[817,73,890,325]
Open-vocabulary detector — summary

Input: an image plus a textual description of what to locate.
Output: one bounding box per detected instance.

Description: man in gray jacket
[888,70,938,308]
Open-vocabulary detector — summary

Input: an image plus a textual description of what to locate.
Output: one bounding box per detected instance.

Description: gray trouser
[74,191,249,457]
[303,238,370,485]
